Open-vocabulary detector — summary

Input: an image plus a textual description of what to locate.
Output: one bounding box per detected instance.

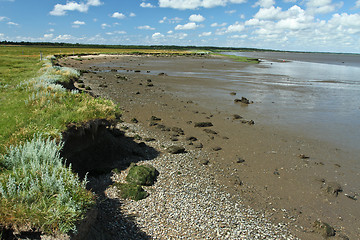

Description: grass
[213,53,260,63]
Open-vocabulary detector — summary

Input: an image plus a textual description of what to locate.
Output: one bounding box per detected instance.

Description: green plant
[0,135,94,234]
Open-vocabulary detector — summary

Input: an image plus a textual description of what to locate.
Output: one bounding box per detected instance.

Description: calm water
[221,52,360,152]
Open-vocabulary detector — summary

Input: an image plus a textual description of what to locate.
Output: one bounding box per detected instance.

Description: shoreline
[59,54,359,239]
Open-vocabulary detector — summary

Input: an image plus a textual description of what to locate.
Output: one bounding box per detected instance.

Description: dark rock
[150,116,162,121]
[171,127,184,135]
[158,72,168,76]
[114,183,148,201]
[298,154,310,159]
[110,69,117,72]
[212,146,222,151]
[167,146,185,154]
[134,70,141,73]
[149,121,158,127]
[170,137,179,142]
[131,118,138,123]
[234,97,250,104]
[324,182,342,196]
[147,79,152,82]
[230,92,237,96]
[248,120,255,125]
[135,91,140,95]
[194,122,213,127]
[312,220,335,237]
[147,83,154,87]
[186,136,197,141]
[200,159,209,165]
[194,143,203,149]
[204,129,217,135]
[233,114,243,120]
[236,158,245,163]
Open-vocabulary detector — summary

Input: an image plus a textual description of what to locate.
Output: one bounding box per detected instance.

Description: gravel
[104,122,299,240]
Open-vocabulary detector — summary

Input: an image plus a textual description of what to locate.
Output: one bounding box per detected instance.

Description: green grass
[213,53,260,63]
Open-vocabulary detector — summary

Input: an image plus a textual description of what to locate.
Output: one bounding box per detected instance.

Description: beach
[59,54,359,239]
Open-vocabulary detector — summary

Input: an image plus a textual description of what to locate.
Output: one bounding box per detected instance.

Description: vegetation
[214,53,260,63]
[0,135,94,234]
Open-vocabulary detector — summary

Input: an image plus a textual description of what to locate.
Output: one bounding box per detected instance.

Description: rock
[234,97,250,104]
[233,114,243,120]
[203,129,217,135]
[345,193,357,201]
[312,220,335,237]
[150,116,162,121]
[134,70,141,73]
[110,69,117,72]
[171,127,184,135]
[273,169,280,175]
[149,121,158,127]
[114,183,149,201]
[325,182,342,196]
[167,146,186,154]
[194,143,203,149]
[248,120,255,125]
[147,79,152,82]
[194,122,213,127]
[126,164,158,186]
[147,83,154,87]
[158,72,168,76]
[200,159,209,165]
[170,137,178,142]
[298,154,310,159]
[135,91,140,95]
[131,118,138,123]
[230,92,237,96]
[186,136,197,141]
[212,146,222,151]
[236,158,245,163]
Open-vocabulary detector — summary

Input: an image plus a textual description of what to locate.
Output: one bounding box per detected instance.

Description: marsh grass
[213,53,260,63]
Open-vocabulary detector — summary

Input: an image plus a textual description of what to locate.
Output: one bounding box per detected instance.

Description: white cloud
[50,0,103,16]
[130,12,136,17]
[159,16,182,24]
[152,32,164,38]
[112,12,126,19]
[7,21,19,26]
[140,2,155,8]
[211,22,227,27]
[175,22,199,30]
[225,10,236,14]
[306,0,340,14]
[44,34,54,39]
[54,34,73,41]
[73,20,85,25]
[328,13,360,34]
[227,22,245,32]
[167,30,173,34]
[137,25,155,30]
[229,34,247,38]
[49,28,55,32]
[189,14,205,22]
[199,31,212,37]
[159,0,246,10]
[356,0,360,8]
[101,23,111,29]
[106,30,126,35]
[0,16,9,21]
[254,6,283,20]
[253,0,275,8]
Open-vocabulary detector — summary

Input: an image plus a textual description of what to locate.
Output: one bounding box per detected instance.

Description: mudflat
[60,54,359,239]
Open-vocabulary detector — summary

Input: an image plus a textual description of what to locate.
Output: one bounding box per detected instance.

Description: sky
[0,0,360,53]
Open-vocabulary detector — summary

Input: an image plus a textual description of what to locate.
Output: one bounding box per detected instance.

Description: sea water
[222,52,360,152]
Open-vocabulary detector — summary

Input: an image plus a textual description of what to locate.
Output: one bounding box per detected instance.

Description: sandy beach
[59,54,359,239]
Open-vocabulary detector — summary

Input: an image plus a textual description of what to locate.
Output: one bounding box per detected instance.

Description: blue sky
[1,0,360,53]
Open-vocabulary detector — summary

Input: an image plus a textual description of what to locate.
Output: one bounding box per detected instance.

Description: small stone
[324,182,342,196]
[195,122,213,127]
[131,118,138,123]
[230,92,237,96]
[186,136,197,141]
[200,159,210,165]
[204,129,217,135]
[233,114,243,120]
[194,143,203,149]
[236,158,245,163]
[298,154,310,159]
[212,146,222,151]
[312,220,335,237]
[167,146,185,154]
[150,116,162,121]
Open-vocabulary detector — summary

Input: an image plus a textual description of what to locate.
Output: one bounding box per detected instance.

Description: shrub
[0,135,94,235]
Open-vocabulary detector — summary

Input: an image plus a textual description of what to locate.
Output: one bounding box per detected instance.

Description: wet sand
[60,54,359,239]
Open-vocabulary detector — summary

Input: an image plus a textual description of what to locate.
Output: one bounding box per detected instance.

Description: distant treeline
[0,41,276,52]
